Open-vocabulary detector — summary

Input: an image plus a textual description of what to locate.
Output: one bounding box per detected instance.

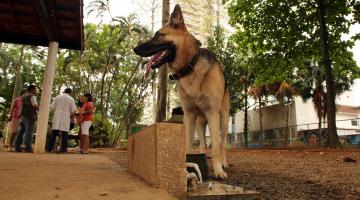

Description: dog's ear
[170,4,185,29]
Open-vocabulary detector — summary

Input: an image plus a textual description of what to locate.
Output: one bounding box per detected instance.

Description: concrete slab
[0,152,176,200]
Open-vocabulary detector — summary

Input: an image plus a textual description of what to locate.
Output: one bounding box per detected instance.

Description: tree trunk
[284,103,289,146]
[150,0,157,32]
[11,45,24,101]
[99,67,109,118]
[318,112,322,145]
[155,0,170,122]
[259,97,264,146]
[243,92,249,148]
[105,63,121,113]
[152,73,157,121]
[317,0,341,148]
[100,36,116,120]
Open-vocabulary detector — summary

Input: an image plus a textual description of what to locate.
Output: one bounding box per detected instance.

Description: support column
[34,41,58,153]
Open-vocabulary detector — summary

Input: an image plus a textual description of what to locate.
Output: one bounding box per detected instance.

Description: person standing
[6,88,27,150]
[47,88,76,153]
[79,93,94,154]
[14,85,39,152]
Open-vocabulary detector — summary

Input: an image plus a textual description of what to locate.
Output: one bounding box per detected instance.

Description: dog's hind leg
[205,111,227,179]
[195,115,207,153]
[220,91,230,168]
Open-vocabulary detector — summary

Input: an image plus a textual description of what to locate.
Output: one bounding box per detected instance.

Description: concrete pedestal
[128,123,186,197]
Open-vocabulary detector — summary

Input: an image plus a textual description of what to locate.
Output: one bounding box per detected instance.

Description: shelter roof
[0,0,84,50]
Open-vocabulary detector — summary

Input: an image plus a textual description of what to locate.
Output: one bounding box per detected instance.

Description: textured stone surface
[128,123,186,197]
[128,124,157,185]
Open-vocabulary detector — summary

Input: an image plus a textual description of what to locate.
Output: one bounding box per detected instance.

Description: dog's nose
[133,46,140,54]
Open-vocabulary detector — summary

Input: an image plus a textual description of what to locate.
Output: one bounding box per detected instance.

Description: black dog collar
[169,53,200,80]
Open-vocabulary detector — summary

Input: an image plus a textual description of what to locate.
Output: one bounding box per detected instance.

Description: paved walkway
[0,152,175,200]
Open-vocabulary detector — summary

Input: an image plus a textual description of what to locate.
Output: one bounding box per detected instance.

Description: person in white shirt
[47,88,76,153]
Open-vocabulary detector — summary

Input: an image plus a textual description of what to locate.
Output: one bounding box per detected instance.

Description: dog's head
[134,4,201,70]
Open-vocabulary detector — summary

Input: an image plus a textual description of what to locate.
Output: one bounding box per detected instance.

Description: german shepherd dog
[134,5,229,179]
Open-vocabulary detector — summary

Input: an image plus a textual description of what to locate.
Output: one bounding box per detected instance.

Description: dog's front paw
[213,162,228,179]
[221,156,228,169]
[222,163,228,169]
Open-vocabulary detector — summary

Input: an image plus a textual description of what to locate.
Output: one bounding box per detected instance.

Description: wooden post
[34,41,58,153]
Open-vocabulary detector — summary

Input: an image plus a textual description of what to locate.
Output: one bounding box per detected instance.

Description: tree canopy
[225,0,360,147]
[227,0,360,85]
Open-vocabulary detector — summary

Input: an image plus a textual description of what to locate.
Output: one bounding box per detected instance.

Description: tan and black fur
[134,4,230,179]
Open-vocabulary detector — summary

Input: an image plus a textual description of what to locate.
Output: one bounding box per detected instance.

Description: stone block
[128,123,186,197]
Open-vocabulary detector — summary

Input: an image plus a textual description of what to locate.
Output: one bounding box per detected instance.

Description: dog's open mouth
[146,50,169,74]
[134,41,176,77]
[142,47,175,77]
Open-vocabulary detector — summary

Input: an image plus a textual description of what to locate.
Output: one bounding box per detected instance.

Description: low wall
[128,123,186,197]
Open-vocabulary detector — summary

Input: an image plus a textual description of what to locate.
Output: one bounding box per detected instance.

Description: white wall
[337,79,360,107]
[294,97,320,131]
[234,102,297,133]
[336,112,358,136]
[234,96,360,134]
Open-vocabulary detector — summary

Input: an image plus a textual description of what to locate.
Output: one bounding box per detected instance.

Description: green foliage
[226,0,360,147]
[55,20,152,145]
[90,113,112,147]
[0,44,44,130]
[227,0,360,88]
[207,25,255,115]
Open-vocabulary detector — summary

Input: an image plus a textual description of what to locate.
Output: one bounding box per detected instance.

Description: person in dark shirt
[14,85,39,153]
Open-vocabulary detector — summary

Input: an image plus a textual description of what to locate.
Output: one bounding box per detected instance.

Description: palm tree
[87,0,111,21]
[249,85,267,146]
[294,61,326,145]
[268,81,294,146]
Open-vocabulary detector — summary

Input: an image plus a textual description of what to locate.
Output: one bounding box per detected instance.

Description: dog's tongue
[145,51,164,78]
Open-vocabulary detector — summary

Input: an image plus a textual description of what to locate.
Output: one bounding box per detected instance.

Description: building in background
[175,0,229,45]
[230,85,360,147]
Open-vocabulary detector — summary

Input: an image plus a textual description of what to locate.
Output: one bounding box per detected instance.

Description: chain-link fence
[226,118,360,148]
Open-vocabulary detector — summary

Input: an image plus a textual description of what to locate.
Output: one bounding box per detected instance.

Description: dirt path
[222,149,360,200]
[98,148,360,199]
[0,152,175,200]
[2,149,359,200]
